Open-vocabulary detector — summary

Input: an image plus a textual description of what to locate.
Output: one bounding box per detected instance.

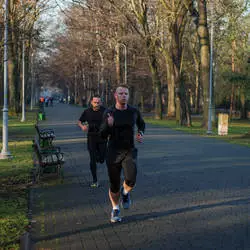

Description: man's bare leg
[109,189,120,208]
[109,189,122,222]
[109,182,133,207]
[123,181,133,193]
[121,181,133,209]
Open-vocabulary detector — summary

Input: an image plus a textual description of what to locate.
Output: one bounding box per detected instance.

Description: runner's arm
[99,109,112,139]
[78,111,88,130]
[136,109,145,135]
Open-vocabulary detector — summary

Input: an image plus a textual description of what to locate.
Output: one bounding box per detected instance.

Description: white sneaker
[110,209,122,223]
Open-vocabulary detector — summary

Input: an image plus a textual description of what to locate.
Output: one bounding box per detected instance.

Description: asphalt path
[30,103,250,250]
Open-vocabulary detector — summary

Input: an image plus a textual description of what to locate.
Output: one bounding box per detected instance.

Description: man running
[78,95,107,188]
[100,85,145,222]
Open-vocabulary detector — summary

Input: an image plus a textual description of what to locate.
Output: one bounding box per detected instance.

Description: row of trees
[0,0,51,113]
[0,0,250,127]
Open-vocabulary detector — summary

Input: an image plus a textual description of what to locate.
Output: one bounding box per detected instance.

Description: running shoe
[110,209,122,223]
[90,182,99,188]
[121,187,131,209]
[96,156,104,164]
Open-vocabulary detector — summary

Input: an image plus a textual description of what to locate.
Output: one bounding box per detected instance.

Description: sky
[36,0,71,58]
[38,0,70,37]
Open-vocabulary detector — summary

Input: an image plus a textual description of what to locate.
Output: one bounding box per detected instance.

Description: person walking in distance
[100,85,145,223]
[78,95,107,188]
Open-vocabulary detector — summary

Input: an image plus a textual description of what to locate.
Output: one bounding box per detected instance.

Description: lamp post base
[206,129,213,135]
[0,151,12,159]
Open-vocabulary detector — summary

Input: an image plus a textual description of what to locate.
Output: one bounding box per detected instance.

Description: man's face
[115,87,129,105]
[91,97,101,110]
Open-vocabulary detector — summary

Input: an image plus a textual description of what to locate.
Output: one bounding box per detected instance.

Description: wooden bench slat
[35,124,55,147]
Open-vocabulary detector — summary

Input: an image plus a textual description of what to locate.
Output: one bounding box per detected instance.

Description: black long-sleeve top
[79,106,106,137]
[100,105,145,150]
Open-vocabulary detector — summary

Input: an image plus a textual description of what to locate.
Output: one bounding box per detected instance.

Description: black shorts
[106,147,138,193]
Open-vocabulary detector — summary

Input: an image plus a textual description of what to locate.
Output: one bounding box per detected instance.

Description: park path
[30,103,250,250]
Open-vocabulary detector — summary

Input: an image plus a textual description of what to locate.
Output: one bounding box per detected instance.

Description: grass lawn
[0,110,37,249]
[144,116,250,148]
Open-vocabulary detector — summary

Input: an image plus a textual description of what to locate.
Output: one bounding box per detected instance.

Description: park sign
[218,113,229,136]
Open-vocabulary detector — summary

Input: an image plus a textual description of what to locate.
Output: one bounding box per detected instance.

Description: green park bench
[35,124,55,147]
[32,136,64,181]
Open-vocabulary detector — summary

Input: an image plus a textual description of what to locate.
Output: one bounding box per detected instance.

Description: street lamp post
[21,39,25,121]
[21,0,25,122]
[0,0,12,159]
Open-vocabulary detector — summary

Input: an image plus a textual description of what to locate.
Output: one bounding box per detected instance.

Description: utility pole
[0,0,12,159]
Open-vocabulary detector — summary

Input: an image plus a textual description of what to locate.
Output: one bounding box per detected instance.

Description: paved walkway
[30,103,250,250]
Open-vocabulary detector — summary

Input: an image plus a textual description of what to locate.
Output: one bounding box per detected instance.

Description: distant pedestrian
[49,97,53,107]
[78,95,107,188]
[45,96,49,107]
[100,85,145,223]
[39,96,45,103]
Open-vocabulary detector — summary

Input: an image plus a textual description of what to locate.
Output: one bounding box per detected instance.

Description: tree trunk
[166,56,175,117]
[180,74,192,126]
[229,40,236,119]
[240,89,246,119]
[97,48,105,101]
[8,49,20,114]
[9,6,21,114]
[95,18,105,101]
[147,45,162,119]
[74,63,77,104]
[192,48,200,114]
[140,94,144,113]
[171,21,191,126]
[198,0,210,128]
[115,44,121,85]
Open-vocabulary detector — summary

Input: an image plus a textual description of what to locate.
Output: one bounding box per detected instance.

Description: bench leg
[56,164,62,177]
[37,164,44,181]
